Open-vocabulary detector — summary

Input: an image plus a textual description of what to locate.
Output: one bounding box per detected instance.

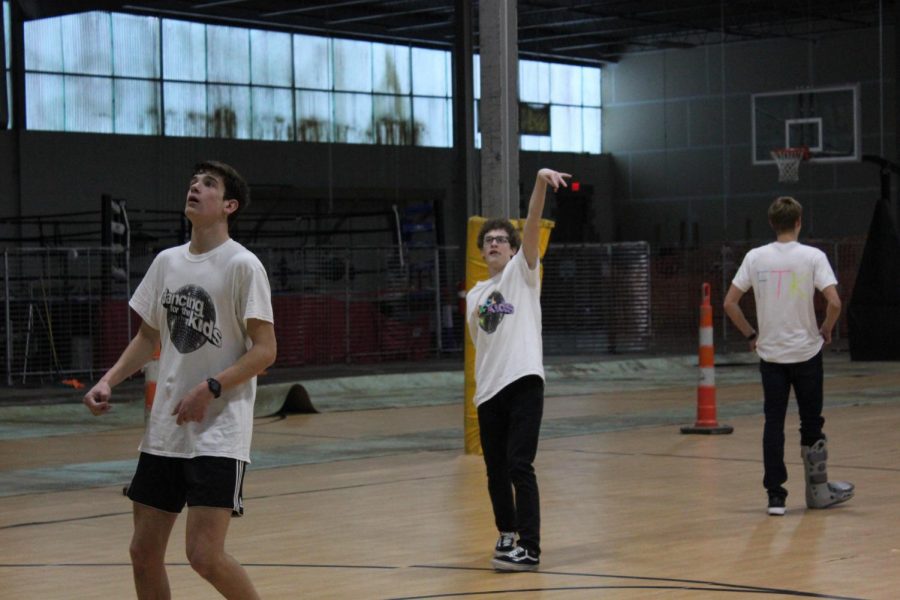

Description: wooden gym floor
[1,353,899,599]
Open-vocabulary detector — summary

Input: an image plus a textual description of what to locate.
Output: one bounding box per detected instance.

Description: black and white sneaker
[768,493,786,516]
[494,532,517,557]
[491,546,539,572]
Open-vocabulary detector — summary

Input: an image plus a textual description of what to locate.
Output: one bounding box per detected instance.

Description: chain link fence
[648,238,866,354]
[0,247,132,385]
[543,242,652,354]
[253,244,463,365]
[0,237,866,385]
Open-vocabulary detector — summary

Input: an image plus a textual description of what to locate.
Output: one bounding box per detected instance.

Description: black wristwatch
[745,330,757,341]
[206,377,222,399]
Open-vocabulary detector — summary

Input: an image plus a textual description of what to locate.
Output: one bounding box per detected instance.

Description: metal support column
[478,0,519,219]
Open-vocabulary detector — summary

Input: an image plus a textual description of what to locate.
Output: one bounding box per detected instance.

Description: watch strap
[206,377,222,398]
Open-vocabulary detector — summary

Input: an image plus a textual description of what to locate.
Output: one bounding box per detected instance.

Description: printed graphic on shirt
[162,285,223,353]
[757,269,809,301]
[478,291,515,334]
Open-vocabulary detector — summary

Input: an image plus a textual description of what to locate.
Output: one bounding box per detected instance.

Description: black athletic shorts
[126,452,246,516]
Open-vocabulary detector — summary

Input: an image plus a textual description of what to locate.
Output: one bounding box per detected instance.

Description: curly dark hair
[477,219,521,250]
[193,160,250,227]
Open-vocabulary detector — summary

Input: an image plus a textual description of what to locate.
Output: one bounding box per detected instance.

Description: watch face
[207,378,221,397]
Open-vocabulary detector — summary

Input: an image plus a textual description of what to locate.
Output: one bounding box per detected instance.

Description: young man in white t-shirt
[466,168,570,572]
[83,161,276,599]
[724,196,853,516]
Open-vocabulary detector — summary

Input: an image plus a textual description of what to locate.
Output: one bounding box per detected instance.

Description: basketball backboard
[752,84,860,164]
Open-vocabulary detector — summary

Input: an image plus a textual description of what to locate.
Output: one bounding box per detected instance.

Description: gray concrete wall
[603,26,896,244]
[0,131,613,249]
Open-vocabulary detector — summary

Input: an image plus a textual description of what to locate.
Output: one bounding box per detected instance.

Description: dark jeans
[477,375,544,555]
[759,351,826,498]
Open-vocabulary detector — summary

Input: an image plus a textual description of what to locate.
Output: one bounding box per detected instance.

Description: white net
[770,148,807,183]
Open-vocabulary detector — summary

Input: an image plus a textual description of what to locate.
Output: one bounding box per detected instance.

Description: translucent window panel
[583,66,601,107]
[207,25,250,84]
[208,84,250,138]
[61,12,112,75]
[250,29,291,86]
[25,73,64,130]
[521,134,551,152]
[550,63,582,106]
[412,47,448,96]
[64,75,113,132]
[582,107,601,154]
[443,95,453,146]
[473,53,480,100]
[373,94,411,145]
[293,34,331,90]
[251,86,293,141]
[295,90,331,142]
[413,96,450,147]
[163,81,206,136]
[25,16,64,72]
[112,13,159,78]
[373,43,410,94]
[473,98,480,148]
[333,92,372,143]
[162,19,206,82]
[4,1,11,69]
[333,39,372,92]
[114,79,160,134]
[519,60,549,104]
[3,2,9,129]
[550,104,582,153]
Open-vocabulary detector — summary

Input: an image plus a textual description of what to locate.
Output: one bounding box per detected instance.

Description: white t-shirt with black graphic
[466,249,544,407]
[130,239,273,462]
[732,241,837,364]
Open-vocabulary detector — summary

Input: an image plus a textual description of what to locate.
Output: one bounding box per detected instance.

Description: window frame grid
[19,10,601,153]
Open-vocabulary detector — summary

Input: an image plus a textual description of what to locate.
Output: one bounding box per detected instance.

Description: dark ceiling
[16,0,893,65]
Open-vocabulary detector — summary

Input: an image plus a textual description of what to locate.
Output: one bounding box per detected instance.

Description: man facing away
[84,160,276,599]
[724,195,853,516]
[466,168,570,571]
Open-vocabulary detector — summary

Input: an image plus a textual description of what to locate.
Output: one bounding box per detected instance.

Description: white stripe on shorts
[233,461,245,515]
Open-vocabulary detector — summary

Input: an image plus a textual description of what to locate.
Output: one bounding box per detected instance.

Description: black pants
[477,375,544,555]
[759,351,826,498]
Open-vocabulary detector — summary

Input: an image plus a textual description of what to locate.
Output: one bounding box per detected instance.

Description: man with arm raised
[466,168,570,572]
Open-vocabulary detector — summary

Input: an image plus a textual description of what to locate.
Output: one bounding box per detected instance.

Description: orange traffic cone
[681,283,733,435]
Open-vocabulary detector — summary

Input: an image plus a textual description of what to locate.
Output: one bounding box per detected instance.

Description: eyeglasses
[484,235,510,245]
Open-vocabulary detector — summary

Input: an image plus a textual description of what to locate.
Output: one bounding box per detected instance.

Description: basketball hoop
[770,147,809,183]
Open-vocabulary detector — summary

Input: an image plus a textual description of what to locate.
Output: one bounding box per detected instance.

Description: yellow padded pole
[463,216,554,454]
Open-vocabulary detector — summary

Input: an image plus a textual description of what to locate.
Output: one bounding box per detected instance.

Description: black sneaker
[494,532,517,557]
[491,546,539,572]
[768,493,786,516]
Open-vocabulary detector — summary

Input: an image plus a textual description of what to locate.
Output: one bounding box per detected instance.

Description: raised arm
[522,168,571,269]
